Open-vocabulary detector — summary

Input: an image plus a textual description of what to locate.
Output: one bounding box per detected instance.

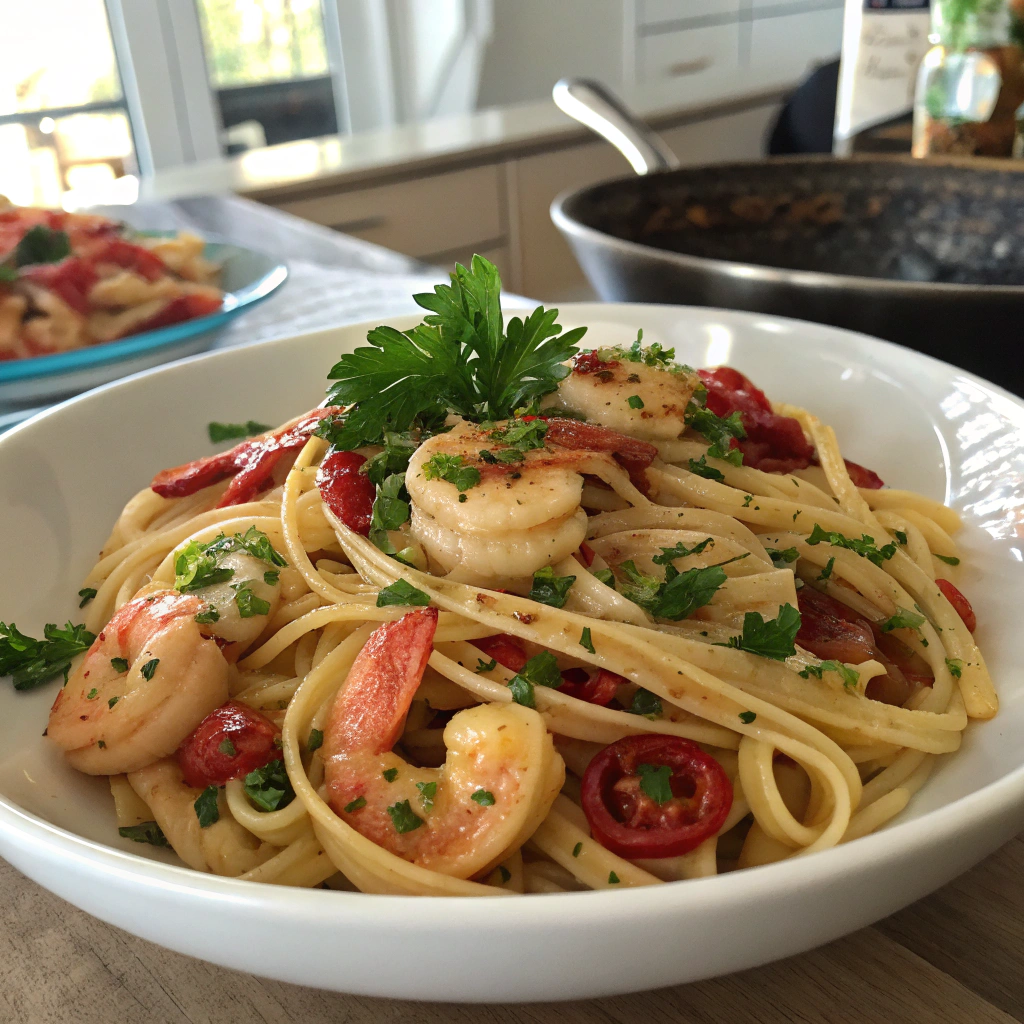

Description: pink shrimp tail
[326,607,438,757]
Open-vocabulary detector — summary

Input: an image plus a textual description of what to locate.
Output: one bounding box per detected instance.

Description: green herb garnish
[0,620,96,691]
[627,688,662,718]
[580,627,595,654]
[529,566,576,608]
[110,657,129,673]
[243,759,295,811]
[422,453,481,493]
[806,524,897,567]
[416,780,437,809]
[78,587,97,608]
[687,455,725,482]
[721,604,801,661]
[207,420,271,443]
[383,767,399,783]
[308,728,324,752]
[798,660,860,689]
[739,711,757,724]
[194,786,220,827]
[118,821,170,847]
[376,579,431,607]
[15,225,70,266]
[471,789,496,806]
[344,796,367,813]
[879,607,927,633]
[387,799,424,834]
[507,651,562,708]
[935,553,961,566]
[636,763,673,805]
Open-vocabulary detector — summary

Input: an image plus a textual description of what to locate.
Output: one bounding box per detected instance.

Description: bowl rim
[0,235,288,383]
[550,153,1024,297]
[1,303,1023,921]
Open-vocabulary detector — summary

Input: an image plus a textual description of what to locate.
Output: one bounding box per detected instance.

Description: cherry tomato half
[581,734,733,859]
[937,578,976,633]
[316,450,376,536]
[558,667,623,706]
[178,700,280,788]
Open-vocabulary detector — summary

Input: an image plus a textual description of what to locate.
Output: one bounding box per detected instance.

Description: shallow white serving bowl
[0,303,1022,1002]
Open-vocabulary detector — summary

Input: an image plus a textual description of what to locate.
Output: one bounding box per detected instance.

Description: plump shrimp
[404,418,656,585]
[323,608,565,879]
[47,565,281,775]
[543,351,701,441]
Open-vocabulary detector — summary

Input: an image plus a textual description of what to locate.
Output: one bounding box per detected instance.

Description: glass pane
[0,1,122,114]
[197,0,331,87]
[196,0,340,153]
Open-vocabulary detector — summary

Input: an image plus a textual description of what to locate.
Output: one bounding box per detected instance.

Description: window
[195,0,340,153]
[0,1,136,206]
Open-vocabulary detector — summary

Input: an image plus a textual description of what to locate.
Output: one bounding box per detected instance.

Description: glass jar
[912,0,1024,157]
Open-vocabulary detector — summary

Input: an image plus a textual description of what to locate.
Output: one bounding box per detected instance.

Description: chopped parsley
[894,530,909,546]
[118,821,170,848]
[817,557,835,581]
[344,796,367,813]
[207,420,271,443]
[263,570,280,586]
[173,542,236,593]
[529,566,576,608]
[376,579,431,607]
[498,865,512,882]
[507,651,562,708]
[620,556,744,621]
[739,711,757,724]
[383,767,399,783]
[686,405,745,465]
[307,728,324,752]
[108,696,119,709]
[766,547,799,569]
[593,568,616,589]
[879,607,927,633]
[244,759,295,811]
[416,780,437,809]
[572,842,583,857]
[15,225,70,266]
[806,524,897,567]
[720,604,801,661]
[194,606,220,625]
[231,583,271,618]
[387,799,424,834]
[627,395,645,410]
[946,657,964,679]
[935,553,961,566]
[608,872,620,885]
[218,738,237,757]
[798,660,860,689]
[471,789,496,806]
[139,658,160,681]
[743,495,753,508]
[627,687,662,718]
[194,786,220,828]
[687,455,725,482]
[422,453,481,492]
[636,763,673,805]
[487,418,549,459]
[652,538,714,564]
[205,526,288,567]
[78,587,97,608]
[86,688,98,700]
[0,620,96,691]
[368,471,412,554]
[579,626,595,654]
[476,658,498,673]
[627,333,676,367]
[110,657,129,673]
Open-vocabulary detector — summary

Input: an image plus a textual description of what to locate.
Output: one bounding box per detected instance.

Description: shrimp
[47,564,281,775]
[543,351,702,442]
[323,608,565,879]
[403,418,656,585]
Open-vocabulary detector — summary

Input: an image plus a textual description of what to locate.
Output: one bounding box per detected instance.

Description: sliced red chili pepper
[575,541,596,568]
[581,734,733,858]
[81,237,168,281]
[20,257,98,315]
[150,406,342,506]
[937,578,976,632]
[177,699,281,789]
[471,634,528,673]
[316,450,376,536]
[558,667,623,706]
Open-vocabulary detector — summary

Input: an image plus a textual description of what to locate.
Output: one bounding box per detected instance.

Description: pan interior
[563,158,1024,286]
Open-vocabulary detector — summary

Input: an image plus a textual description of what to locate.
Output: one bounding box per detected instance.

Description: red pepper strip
[79,237,168,282]
[316,450,376,537]
[575,541,596,568]
[471,634,528,673]
[558,667,623,706]
[128,292,223,336]
[844,459,885,490]
[151,407,343,506]
[937,578,976,632]
[796,586,931,706]
[20,257,98,315]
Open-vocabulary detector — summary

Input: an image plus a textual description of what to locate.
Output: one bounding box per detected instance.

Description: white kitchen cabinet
[638,23,742,86]
[274,163,505,262]
[748,7,844,79]
[639,0,741,25]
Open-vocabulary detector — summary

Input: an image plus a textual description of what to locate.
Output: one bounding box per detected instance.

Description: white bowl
[0,303,1021,1002]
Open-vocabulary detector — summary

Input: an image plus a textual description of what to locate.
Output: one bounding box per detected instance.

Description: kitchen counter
[129,68,798,205]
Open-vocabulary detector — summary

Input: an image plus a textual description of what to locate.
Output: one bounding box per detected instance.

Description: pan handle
[552,78,680,176]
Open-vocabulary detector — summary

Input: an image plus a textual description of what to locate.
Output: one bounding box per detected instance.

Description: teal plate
[0,232,287,405]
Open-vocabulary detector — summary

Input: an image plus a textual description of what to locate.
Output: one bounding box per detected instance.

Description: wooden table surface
[3,832,1022,1024]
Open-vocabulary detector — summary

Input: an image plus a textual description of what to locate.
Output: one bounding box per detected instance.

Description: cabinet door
[749,8,844,79]
[511,104,780,301]
[275,164,505,262]
[638,23,741,85]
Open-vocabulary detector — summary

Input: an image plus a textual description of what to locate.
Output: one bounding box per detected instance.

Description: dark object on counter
[553,153,1024,395]
[768,60,840,156]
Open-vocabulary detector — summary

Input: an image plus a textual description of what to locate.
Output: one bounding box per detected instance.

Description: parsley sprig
[619,555,746,621]
[806,524,897,567]
[321,256,586,448]
[720,604,802,661]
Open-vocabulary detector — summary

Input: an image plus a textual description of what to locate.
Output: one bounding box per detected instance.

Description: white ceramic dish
[0,303,1021,1003]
